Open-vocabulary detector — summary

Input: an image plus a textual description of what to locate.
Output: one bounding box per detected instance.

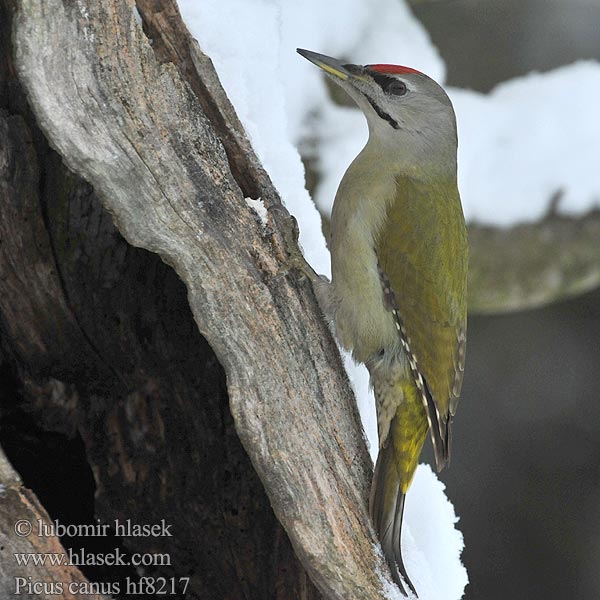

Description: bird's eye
[386,80,407,96]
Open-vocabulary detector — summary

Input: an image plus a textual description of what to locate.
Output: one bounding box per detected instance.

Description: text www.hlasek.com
[14,546,170,567]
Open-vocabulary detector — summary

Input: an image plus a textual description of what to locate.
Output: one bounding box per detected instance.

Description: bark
[4,1,389,599]
[2,0,599,599]
[0,32,318,600]
[0,449,110,600]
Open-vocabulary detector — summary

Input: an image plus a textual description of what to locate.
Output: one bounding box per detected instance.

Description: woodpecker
[297,49,467,596]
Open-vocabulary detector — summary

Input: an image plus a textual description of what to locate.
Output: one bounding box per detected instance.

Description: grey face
[343,65,406,130]
[296,48,458,163]
[336,65,456,140]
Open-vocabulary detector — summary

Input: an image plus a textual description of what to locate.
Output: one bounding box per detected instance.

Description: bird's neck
[348,137,456,190]
[363,123,458,181]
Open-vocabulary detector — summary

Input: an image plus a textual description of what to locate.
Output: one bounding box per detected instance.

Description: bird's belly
[331,236,398,363]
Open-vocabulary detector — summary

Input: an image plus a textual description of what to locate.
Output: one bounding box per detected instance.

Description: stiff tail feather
[370,383,428,597]
[370,443,416,596]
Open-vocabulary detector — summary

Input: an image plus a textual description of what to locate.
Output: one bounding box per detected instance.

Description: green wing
[375,175,468,467]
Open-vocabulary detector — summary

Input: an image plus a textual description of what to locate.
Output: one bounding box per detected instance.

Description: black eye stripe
[370,71,407,96]
[371,72,395,90]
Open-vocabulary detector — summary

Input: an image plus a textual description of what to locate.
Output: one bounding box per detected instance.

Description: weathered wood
[13,1,392,599]
[135,0,270,200]
[0,5,322,596]
[0,449,110,600]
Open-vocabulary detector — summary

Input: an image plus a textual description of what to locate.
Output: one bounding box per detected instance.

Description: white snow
[133,5,143,27]
[245,197,269,228]
[342,350,377,457]
[403,466,469,599]
[176,1,509,598]
[451,61,600,225]
[374,465,468,600]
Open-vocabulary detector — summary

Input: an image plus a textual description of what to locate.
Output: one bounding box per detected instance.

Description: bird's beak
[297,48,362,82]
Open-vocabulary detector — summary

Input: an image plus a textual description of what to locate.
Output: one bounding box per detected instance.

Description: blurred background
[2,2,598,599]
[409,1,600,598]
[434,287,600,599]
[414,0,600,92]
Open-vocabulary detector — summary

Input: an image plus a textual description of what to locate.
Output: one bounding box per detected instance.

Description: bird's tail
[370,381,428,597]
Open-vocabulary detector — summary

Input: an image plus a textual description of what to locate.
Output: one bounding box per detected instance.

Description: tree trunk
[0,12,320,597]
[2,1,386,599]
[0,449,111,600]
[1,1,599,599]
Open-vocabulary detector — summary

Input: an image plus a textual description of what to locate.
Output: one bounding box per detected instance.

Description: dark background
[414,2,600,598]
[426,288,600,599]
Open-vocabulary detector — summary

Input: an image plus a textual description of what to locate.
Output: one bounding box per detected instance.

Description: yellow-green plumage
[371,369,428,494]
[369,371,428,596]
[329,153,467,592]
[376,175,467,462]
[296,48,467,596]
[368,173,467,594]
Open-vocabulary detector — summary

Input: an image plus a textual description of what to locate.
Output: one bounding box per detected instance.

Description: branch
[468,210,600,313]
[13,1,391,598]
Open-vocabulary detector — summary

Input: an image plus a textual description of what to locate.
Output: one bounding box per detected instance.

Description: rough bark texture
[0,8,323,597]
[6,1,393,599]
[2,0,599,599]
[0,450,110,600]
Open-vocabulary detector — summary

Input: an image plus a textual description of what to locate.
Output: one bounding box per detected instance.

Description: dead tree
[1,1,598,599]
[1,1,384,598]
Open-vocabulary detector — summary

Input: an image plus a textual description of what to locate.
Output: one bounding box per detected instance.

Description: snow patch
[179,1,469,597]
[403,465,469,599]
[245,197,269,228]
[452,61,600,225]
[133,6,143,27]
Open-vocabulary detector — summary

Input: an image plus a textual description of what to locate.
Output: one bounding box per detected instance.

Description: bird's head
[297,48,457,172]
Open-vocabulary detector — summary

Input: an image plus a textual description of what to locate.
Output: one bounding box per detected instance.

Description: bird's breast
[329,170,399,363]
